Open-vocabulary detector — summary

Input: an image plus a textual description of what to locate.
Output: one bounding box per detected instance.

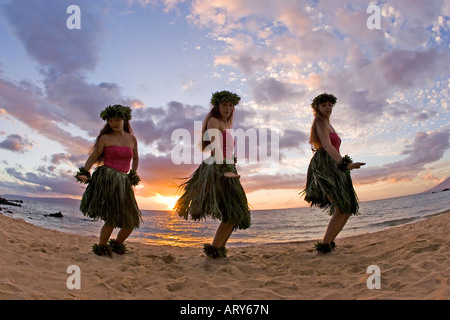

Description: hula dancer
[301,93,365,254]
[174,91,251,259]
[75,105,142,256]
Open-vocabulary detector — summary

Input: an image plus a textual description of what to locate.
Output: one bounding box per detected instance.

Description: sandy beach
[0,210,449,300]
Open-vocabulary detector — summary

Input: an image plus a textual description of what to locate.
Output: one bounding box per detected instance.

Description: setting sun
[153,194,180,211]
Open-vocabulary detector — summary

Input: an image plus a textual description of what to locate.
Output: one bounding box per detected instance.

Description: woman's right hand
[78,175,89,182]
[348,162,366,170]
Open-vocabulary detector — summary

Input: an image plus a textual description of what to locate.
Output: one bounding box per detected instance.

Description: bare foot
[224,172,240,178]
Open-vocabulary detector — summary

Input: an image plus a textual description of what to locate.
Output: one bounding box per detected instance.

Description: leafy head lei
[311,93,337,109]
[100,105,132,121]
[210,90,241,107]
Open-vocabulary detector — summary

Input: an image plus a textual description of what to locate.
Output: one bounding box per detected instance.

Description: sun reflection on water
[131,210,218,247]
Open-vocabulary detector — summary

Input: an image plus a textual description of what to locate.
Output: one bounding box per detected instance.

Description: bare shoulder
[314,118,328,131]
[207,117,221,129]
[97,134,108,145]
[131,134,138,145]
[123,132,136,147]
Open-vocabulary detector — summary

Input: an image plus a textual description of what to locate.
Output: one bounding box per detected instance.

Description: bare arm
[315,119,342,163]
[131,135,139,172]
[85,136,106,170]
[77,137,106,182]
[315,119,365,170]
[207,117,222,156]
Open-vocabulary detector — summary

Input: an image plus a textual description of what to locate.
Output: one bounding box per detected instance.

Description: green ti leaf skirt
[174,156,251,230]
[80,165,142,229]
[301,149,359,216]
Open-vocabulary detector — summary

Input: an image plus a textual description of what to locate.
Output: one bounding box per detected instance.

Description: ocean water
[1,191,449,247]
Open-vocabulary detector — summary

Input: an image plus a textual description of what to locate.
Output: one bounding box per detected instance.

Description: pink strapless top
[103,146,133,173]
[329,132,341,152]
[222,130,235,160]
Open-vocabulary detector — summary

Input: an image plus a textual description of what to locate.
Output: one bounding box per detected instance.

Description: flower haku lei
[210,91,241,107]
[311,93,337,108]
[100,105,132,121]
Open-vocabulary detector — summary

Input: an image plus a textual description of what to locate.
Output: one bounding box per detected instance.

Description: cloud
[185,0,449,128]
[0,0,127,155]
[3,167,81,196]
[250,78,304,105]
[279,129,309,150]
[131,0,188,13]
[0,0,448,205]
[0,134,33,153]
[241,172,303,193]
[44,73,127,136]
[321,47,449,124]
[136,153,201,198]
[354,130,450,184]
[377,49,449,90]
[0,76,92,156]
[1,0,105,76]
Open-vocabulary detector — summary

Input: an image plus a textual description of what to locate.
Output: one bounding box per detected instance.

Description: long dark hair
[309,93,337,151]
[201,104,234,151]
[90,119,133,164]
[309,113,324,152]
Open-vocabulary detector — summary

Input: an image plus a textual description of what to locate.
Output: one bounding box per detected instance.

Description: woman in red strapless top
[301,93,365,254]
[76,105,142,256]
[174,91,250,259]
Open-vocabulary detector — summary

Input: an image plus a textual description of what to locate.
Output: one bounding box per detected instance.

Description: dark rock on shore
[45,212,63,218]
[0,197,22,207]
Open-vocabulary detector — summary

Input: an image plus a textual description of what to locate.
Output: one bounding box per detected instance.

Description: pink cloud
[353,130,450,184]
[0,134,33,153]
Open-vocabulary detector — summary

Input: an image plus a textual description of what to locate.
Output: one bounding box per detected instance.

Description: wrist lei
[338,155,353,172]
[75,167,91,184]
[128,170,141,186]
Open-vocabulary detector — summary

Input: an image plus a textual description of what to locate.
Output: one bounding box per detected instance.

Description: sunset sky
[0,0,449,210]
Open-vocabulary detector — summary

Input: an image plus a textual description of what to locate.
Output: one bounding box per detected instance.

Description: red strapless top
[222,130,235,160]
[329,132,341,153]
[103,146,133,173]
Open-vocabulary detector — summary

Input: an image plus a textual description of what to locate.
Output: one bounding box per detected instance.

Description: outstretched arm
[77,137,106,182]
[315,119,365,170]
[315,119,342,163]
[131,135,139,172]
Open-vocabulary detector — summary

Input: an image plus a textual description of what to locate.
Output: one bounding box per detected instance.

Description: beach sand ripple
[0,210,449,300]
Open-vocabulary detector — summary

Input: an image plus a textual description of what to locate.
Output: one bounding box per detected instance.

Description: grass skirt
[301,149,359,216]
[80,165,142,229]
[174,157,251,230]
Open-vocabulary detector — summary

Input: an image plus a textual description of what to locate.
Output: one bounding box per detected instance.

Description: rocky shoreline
[0,196,23,206]
[0,196,23,214]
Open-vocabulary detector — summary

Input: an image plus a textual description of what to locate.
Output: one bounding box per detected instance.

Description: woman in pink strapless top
[174,91,251,259]
[301,93,366,254]
[76,105,142,257]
